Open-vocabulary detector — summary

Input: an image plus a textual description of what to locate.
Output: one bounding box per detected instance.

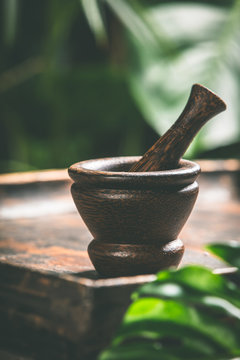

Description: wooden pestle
[129,84,226,172]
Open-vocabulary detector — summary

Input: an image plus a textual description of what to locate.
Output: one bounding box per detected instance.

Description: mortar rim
[68,156,200,187]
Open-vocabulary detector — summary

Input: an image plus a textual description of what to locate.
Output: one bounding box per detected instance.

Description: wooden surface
[0,160,240,359]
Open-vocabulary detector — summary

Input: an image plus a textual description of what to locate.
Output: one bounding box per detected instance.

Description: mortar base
[88,239,184,277]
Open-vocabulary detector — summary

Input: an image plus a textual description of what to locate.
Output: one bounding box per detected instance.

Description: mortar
[68,156,200,276]
[69,84,226,277]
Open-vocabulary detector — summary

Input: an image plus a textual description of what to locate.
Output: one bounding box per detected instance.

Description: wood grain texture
[0,164,240,359]
[0,261,142,360]
[130,84,226,172]
[69,157,200,276]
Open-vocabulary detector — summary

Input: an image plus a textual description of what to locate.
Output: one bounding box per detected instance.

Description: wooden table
[0,160,240,359]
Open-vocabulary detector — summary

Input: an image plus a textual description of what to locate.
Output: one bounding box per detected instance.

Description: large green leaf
[207,242,240,269]
[99,261,240,360]
[80,0,240,156]
[119,297,240,347]
[100,342,229,360]
[100,297,239,359]
[126,2,240,156]
[135,266,240,305]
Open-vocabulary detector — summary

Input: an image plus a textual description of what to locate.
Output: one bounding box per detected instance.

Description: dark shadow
[71,269,101,280]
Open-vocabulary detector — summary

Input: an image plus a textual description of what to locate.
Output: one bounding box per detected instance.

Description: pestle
[129,84,226,172]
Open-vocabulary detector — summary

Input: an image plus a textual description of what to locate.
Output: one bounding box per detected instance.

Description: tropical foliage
[1,0,240,173]
[99,242,240,360]
[81,0,240,157]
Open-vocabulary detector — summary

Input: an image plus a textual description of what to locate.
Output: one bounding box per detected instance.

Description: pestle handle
[129,84,226,172]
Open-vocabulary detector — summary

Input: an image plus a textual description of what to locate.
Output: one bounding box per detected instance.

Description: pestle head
[129,84,226,172]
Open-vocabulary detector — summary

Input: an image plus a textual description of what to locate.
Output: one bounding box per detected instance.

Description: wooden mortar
[69,157,200,276]
[69,84,226,277]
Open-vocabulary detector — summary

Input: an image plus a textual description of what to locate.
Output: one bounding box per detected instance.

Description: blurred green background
[0,0,240,173]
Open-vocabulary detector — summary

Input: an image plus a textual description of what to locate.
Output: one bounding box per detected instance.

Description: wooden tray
[0,160,240,359]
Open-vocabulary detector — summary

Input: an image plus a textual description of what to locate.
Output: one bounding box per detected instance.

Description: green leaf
[207,242,240,269]
[99,299,239,360]
[100,266,240,359]
[80,0,107,44]
[135,283,240,319]
[2,0,18,46]
[135,266,240,307]
[99,341,229,360]
[105,0,158,48]
[126,2,240,157]
[115,297,240,353]
[100,343,170,360]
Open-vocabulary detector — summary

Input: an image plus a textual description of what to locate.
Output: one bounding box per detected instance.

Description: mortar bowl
[68,156,200,277]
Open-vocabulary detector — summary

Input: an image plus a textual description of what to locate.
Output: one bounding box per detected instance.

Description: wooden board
[0,160,240,359]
